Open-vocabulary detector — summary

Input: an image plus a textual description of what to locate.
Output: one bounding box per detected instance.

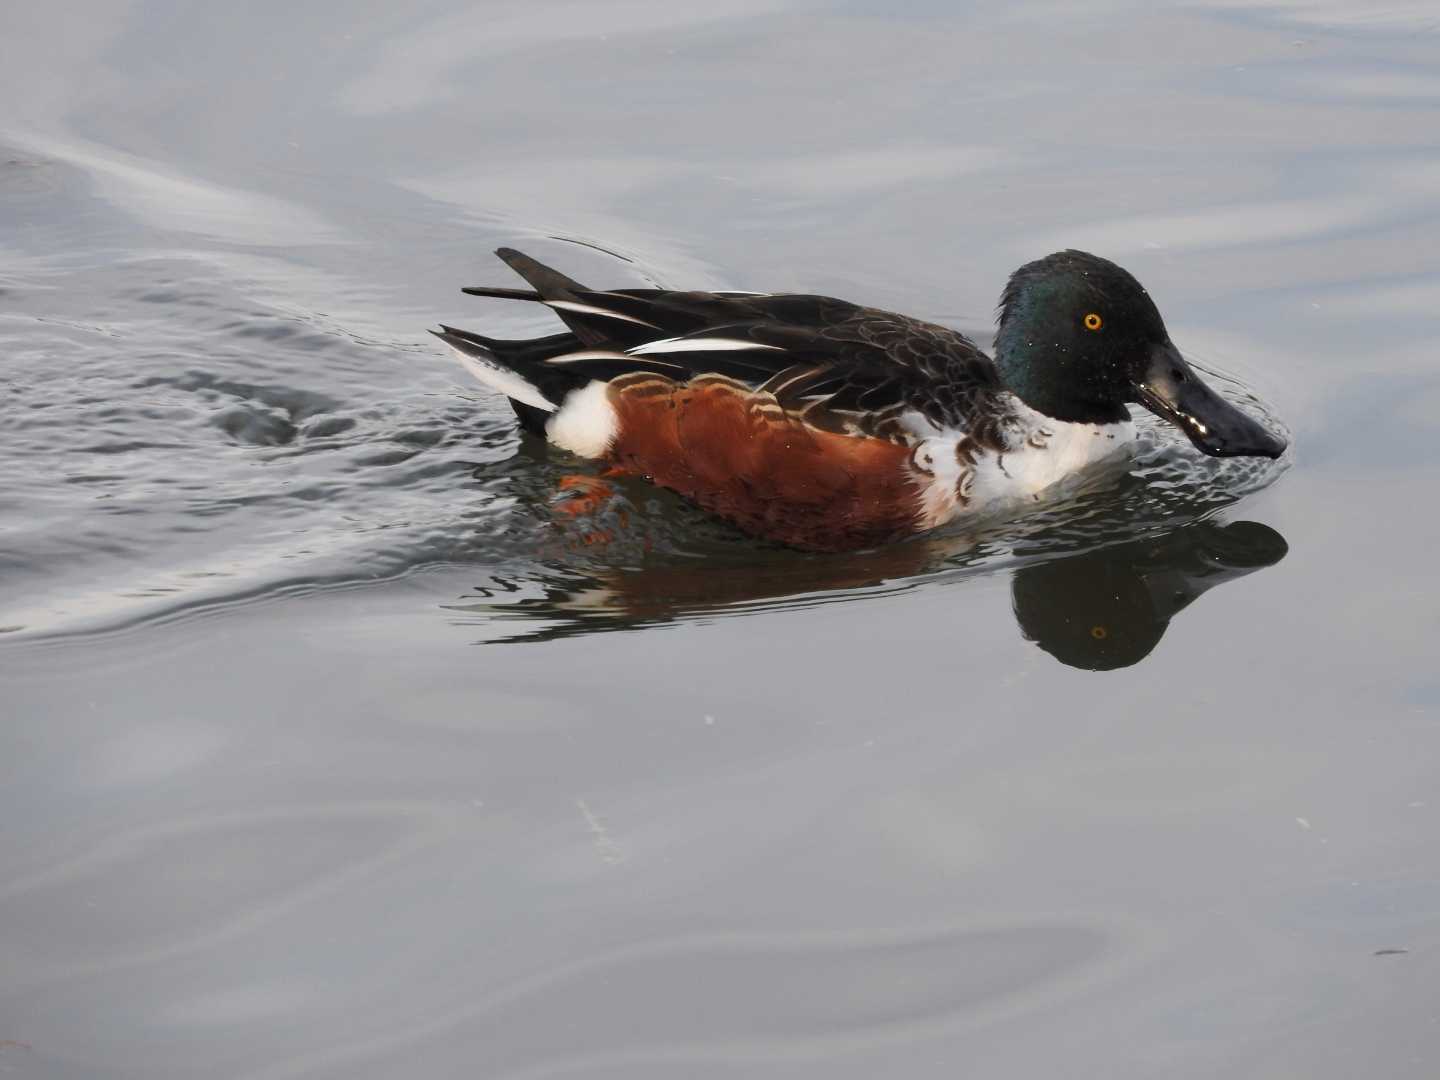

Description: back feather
[440,246,1004,441]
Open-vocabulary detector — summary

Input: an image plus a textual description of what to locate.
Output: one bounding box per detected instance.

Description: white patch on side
[445,342,555,413]
[546,300,658,328]
[630,336,786,356]
[545,380,618,459]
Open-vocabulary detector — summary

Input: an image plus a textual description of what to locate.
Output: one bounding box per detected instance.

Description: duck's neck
[993,338,1131,426]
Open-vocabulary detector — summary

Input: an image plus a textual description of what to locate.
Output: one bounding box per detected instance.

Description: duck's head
[993,251,1286,459]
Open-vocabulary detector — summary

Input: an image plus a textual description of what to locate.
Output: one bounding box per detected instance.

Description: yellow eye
[1083,313,1103,331]
[1090,625,1108,640]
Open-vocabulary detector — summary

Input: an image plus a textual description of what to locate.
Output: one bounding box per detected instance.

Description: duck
[433,248,1286,552]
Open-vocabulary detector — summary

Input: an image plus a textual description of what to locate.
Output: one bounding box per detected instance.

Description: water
[2,2,1438,1076]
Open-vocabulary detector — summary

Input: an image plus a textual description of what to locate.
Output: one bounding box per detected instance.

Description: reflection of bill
[458,516,1286,671]
[1010,520,1288,670]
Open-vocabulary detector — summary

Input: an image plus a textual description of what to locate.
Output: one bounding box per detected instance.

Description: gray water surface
[3,2,1439,1077]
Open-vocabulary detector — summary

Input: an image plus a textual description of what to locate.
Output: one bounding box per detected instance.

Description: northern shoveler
[434,248,1286,551]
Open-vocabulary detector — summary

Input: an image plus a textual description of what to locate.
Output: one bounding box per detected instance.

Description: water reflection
[457,517,1287,670]
[1011,520,1288,670]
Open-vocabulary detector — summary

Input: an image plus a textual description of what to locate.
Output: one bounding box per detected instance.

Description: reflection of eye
[1083,313,1103,331]
[1090,625,1108,640]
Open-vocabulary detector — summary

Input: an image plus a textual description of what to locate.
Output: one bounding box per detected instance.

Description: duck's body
[435,248,1283,551]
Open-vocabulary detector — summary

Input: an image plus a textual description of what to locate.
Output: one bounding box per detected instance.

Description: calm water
[3,2,1439,1076]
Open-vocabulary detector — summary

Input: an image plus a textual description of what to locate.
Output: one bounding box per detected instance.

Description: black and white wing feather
[443,247,1005,442]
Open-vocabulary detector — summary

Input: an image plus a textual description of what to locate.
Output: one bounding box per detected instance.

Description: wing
[464,248,1004,442]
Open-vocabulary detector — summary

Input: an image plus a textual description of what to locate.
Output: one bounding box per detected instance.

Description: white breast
[908,398,1136,529]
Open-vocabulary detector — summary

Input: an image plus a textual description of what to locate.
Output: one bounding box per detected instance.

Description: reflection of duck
[453,536,953,643]
[1011,520,1288,670]
[435,248,1285,551]
[454,517,1286,671]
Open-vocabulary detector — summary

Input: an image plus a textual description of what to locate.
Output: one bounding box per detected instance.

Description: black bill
[1134,343,1287,459]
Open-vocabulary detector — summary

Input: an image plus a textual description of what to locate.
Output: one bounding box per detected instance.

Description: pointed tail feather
[458,246,592,305]
[463,248,678,348]
[431,326,557,414]
[488,248,630,347]
[460,286,542,301]
[494,246,589,299]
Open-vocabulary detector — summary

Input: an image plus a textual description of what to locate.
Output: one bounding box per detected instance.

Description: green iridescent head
[994,250,1285,458]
